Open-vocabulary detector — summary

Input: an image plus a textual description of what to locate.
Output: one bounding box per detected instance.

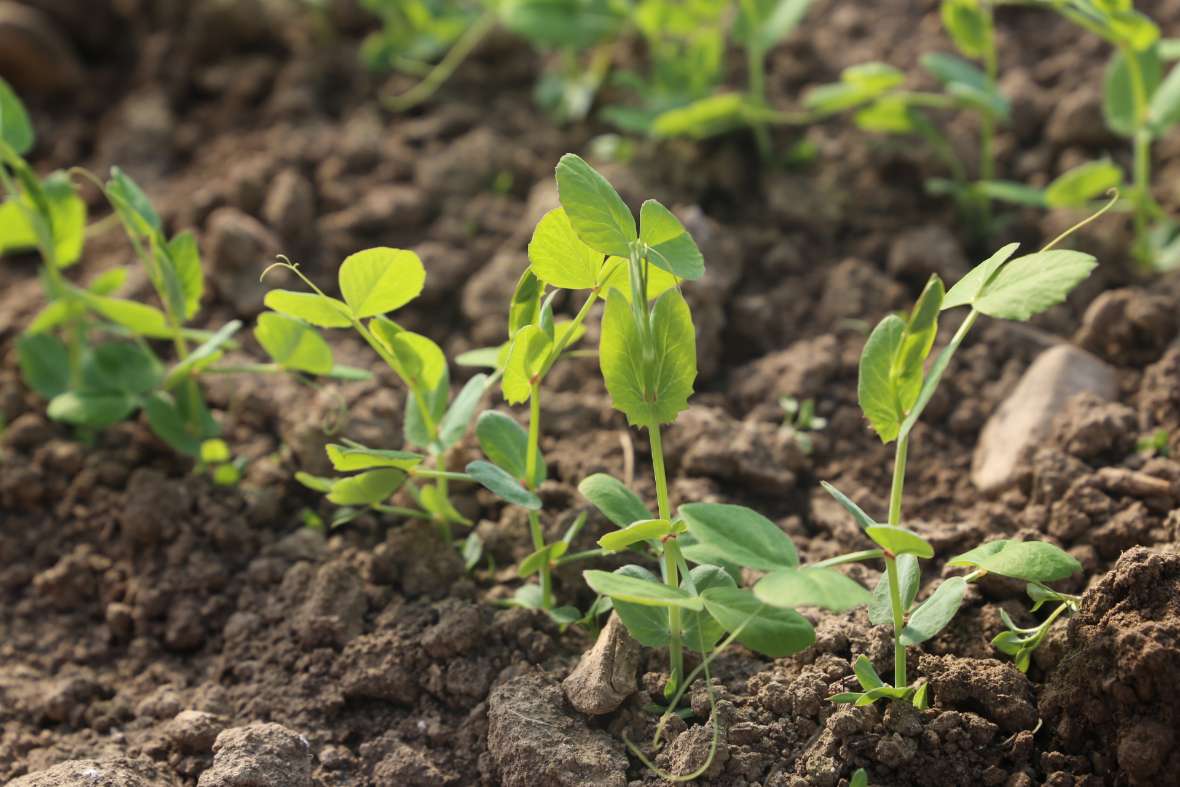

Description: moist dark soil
[2,0,1180,785]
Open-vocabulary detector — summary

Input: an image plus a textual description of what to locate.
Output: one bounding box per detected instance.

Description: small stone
[972,345,1118,492]
[562,613,641,715]
[197,723,313,787]
[261,168,315,246]
[167,710,227,754]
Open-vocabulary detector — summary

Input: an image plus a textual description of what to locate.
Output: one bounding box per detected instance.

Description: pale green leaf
[466,459,541,510]
[327,468,407,505]
[254,312,334,375]
[528,207,601,290]
[325,444,424,471]
[679,503,798,570]
[865,525,934,558]
[942,242,1020,310]
[338,247,425,318]
[598,518,673,551]
[584,569,704,610]
[264,290,352,328]
[579,473,653,527]
[753,567,871,612]
[554,153,637,258]
[972,250,1097,321]
[639,200,704,280]
[900,576,967,645]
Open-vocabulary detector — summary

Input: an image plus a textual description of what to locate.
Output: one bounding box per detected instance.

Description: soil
[2,0,1180,785]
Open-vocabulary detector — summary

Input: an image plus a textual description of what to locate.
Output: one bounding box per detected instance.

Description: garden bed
[1,1,1179,785]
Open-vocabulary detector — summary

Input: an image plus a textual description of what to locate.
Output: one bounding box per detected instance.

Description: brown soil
[2,0,1180,785]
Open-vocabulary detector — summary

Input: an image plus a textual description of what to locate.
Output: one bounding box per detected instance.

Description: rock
[205,207,282,316]
[887,225,969,283]
[167,710,227,754]
[261,168,315,246]
[9,758,179,786]
[1049,392,1137,462]
[562,613,641,715]
[920,654,1037,733]
[971,344,1118,492]
[296,560,366,648]
[487,672,628,787]
[197,723,313,787]
[0,1,82,93]
[372,742,456,786]
[1074,288,1178,366]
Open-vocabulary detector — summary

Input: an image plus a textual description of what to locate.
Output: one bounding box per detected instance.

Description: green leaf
[600,288,696,428]
[972,250,1097,321]
[254,312,334,375]
[554,153,637,258]
[804,62,905,115]
[84,294,174,338]
[608,565,671,647]
[639,200,704,281]
[200,439,231,464]
[948,539,1081,582]
[438,373,489,450]
[167,231,203,319]
[598,255,678,301]
[518,542,567,578]
[598,518,673,551]
[0,172,87,266]
[865,525,934,558]
[681,565,736,653]
[1149,60,1180,131]
[328,469,407,506]
[651,93,750,140]
[455,346,503,369]
[17,333,70,398]
[83,342,162,395]
[501,324,552,405]
[338,247,425,318]
[508,268,544,337]
[583,569,704,610]
[294,471,334,493]
[466,459,542,510]
[1104,46,1160,137]
[371,318,448,393]
[853,653,885,690]
[892,275,944,408]
[48,391,138,427]
[858,314,906,443]
[528,207,602,290]
[700,586,815,658]
[0,77,33,155]
[679,503,798,570]
[264,290,352,328]
[733,0,813,50]
[475,410,545,487]
[869,554,920,625]
[166,320,242,384]
[921,52,987,91]
[418,483,470,525]
[326,444,424,471]
[820,481,879,530]
[899,576,967,645]
[942,242,1021,310]
[25,300,74,334]
[854,96,916,133]
[143,392,203,455]
[974,181,1047,208]
[851,768,869,787]
[1044,161,1123,208]
[579,473,653,527]
[753,567,872,612]
[941,0,988,58]
[106,167,161,235]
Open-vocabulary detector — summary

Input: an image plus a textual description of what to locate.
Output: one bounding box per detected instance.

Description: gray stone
[562,613,641,715]
[197,723,313,787]
[9,758,179,787]
[972,344,1118,492]
[488,672,628,787]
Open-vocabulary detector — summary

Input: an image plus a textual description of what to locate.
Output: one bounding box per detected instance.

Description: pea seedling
[363,0,627,122]
[748,207,1111,702]
[260,248,490,544]
[537,155,850,703]
[1020,0,1180,268]
[803,2,1121,232]
[779,395,826,454]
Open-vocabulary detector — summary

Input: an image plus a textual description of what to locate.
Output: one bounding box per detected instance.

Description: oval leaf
[948,539,1081,583]
[639,200,705,281]
[326,444,424,472]
[972,250,1097,321]
[554,153,637,258]
[338,247,425,318]
[327,468,407,505]
[583,569,704,610]
[865,525,934,558]
[528,207,602,290]
[679,503,798,570]
[900,576,967,645]
[264,290,353,327]
[475,410,546,487]
[466,460,541,510]
[754,567,871,612]
[254,312,334,375]
[700,586,815,658]
[578,473,653,527]
[598,518,673,552]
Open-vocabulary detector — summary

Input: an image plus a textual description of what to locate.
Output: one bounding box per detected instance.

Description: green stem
[409,468,470,482]
[884,554,907,688]
[1123,45,1154,266]
[526,381,552,609]
[649,424,681,689]
[978,3,998,231]
[887,437,909,527]
[740,0,771,157]
[373,504,435,521]
[383,10,497,111]
[554,547,609,566]
[811,549,886,569]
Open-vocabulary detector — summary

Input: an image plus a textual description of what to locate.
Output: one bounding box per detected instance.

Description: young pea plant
[749,210,1110,704]
[646,0,815,156]
[1021,0,1180,268]
[779,395,826,455]
[259,248,490,545]
[364,0,627,122]
[538,155,850,704]
[804,2,1121,233]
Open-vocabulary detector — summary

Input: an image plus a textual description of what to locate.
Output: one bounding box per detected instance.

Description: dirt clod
[563,613,641,715]
[196,723,313,787]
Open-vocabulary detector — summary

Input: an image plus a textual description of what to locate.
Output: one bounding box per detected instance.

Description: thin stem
[887,437,909,527]
[884,554,908,688]
[383,11,497,111]
[650,424,681,689]
[373,504,435,521]
[811,549,886,569]
[740,0,771,157]
[408,468,471,482]
[555,547,609,566]
[1123,45,1154,266]
[978,2,999,231]
[526,381,552,609]
[649,424,671,521]
[1040,189,1119,251]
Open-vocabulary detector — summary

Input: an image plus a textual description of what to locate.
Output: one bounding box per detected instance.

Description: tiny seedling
[259,248,492,545]
[1137,427,1170,457]
[759,208,1107,701]
[779,395,826,454]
